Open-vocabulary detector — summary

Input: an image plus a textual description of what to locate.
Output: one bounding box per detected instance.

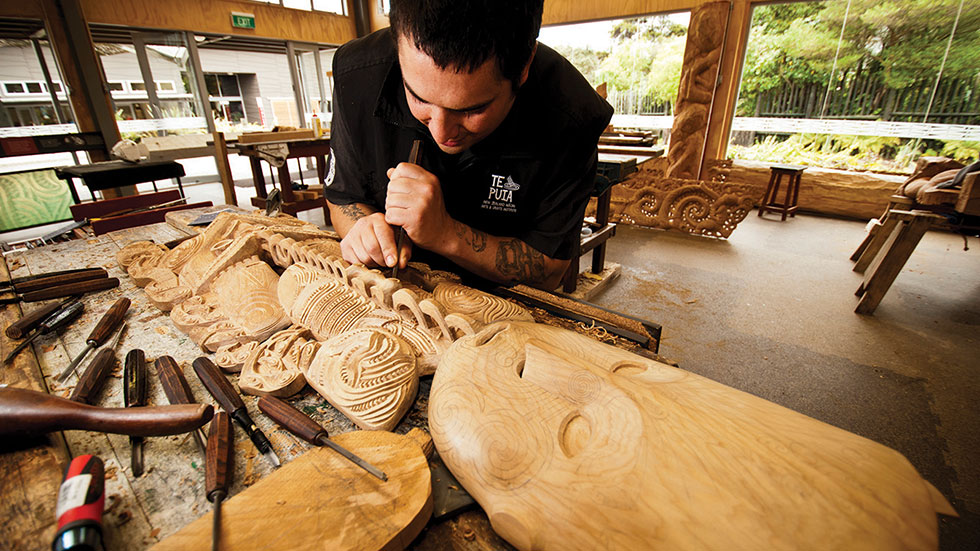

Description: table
[55,160,185,203]
[234,138,331,222]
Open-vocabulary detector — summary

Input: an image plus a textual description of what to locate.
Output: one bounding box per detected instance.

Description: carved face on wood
[429,322,943,551]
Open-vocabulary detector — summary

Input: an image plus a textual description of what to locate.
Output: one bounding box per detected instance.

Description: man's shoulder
[334,28,396,78]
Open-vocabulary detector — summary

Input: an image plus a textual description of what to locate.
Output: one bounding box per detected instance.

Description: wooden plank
[153,430,433,551]
[70,190,183,222]
[90,202,213,236]
[238,130,314,144]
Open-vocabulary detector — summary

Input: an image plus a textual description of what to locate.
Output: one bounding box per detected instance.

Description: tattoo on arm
[495,239,547,284]
[339,203,369,220]
[454,220,488,253]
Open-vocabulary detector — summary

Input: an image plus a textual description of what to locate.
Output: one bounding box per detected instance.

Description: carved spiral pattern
[432,283,532,325]
[306,328,418,431]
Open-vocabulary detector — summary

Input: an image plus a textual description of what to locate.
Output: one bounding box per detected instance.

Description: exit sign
[231,12,255,29]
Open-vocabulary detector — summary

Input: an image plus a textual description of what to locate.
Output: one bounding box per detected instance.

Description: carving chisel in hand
[0,277,119,305]
[58,297,131,382]
[1,268,107,295]
[3,300,84,364]
[124,349,148,476]
[155,356,208,454]
[258,395,387,481]
[391,139,422,279]
[193,357,281,468]
[69,323,125,404]
[206,411,233,551]
[5,296,78,339]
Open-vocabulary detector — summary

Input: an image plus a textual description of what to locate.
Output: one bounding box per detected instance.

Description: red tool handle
[69,348,117,405]
[4,300,64,339]
[13,269,107,293]
[20,277,119,303]
[206,411,233,502]
[53,454,105,551]
[155,356,198,405]
[87,297,131,345]
[257,395,327,444]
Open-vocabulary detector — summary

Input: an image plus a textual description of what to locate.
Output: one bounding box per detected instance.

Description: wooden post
[212,132,237,206]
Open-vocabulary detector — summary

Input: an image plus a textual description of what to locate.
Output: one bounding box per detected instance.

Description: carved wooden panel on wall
[616,177,756,239]
[429,321,950,551]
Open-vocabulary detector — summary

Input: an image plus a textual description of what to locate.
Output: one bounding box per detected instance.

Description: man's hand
[384,162,453,254]
[338,211,408,268]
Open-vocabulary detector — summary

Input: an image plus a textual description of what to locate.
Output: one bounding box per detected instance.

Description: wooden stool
[758,164,805,220]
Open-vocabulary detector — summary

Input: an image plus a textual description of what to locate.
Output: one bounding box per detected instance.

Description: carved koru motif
[238,328,319,397]
[620,177,755,239]
[306,327,418,431]
[430,321,951,551]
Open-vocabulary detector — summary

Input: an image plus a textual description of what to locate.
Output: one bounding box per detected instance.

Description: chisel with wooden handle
[0,386,213,436]
[155,355,208,453]
[193,356,281,468]
[3,300,84,364]
[0,277,119,305]
[1,268,107,294]
[124,349,148,476]
[206,411,233,551]
[258,395,387,481]
[4,296,77,339]
[69,324,125,404]
[391,139,422,279]
[58,296,131,382]
[1,267,106,290]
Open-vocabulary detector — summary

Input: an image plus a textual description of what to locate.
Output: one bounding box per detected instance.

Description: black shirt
[325,28,613,267]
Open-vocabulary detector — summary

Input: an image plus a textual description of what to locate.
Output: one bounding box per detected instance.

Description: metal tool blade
[317,434,387,481]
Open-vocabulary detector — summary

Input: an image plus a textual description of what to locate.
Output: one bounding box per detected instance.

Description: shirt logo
[325,150,336,187]
[482,174,519,213]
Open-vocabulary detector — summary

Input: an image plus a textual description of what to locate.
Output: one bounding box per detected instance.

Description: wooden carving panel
[305,328,419,432]
[237,328,318,397]
[429,321,947,551]
[617,177,755,238]
[666,1,726,180]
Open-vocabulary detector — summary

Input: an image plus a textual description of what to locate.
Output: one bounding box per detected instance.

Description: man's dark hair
[389,0,544,89]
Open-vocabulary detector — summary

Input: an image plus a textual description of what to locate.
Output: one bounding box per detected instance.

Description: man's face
[397,34,520,155]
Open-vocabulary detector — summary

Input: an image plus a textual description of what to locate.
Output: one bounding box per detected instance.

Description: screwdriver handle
[0,386,213,437]
[155,356,197,405]
[19,277,119,303]
[87,297,131,345]
[124,349,147,408]
[192,357,245,414]
[70,347,117,405]
[257,395,326,444]
[4,300,64,339]
[206,411,233,502]
[11,269,107,294]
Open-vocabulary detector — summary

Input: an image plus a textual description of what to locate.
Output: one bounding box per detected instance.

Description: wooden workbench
[0,217,519,550]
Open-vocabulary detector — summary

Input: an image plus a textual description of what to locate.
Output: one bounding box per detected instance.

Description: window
[313,0,346,15]
[26,82,42,93]
[204,74,220,97]
[107,81,124,92]
[283,0,312,10]
[218,75,240,96]
[156,81,176,92]
[50,82,63,93]
[130,81,146,92]
[4,83,26,94]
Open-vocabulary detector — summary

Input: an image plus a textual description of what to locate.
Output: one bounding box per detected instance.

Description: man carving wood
[325,0,613,290]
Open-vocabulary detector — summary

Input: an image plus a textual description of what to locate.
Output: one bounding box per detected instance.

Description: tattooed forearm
[453,220,488,253]
[495,239,547,284]
[338,203,370,220]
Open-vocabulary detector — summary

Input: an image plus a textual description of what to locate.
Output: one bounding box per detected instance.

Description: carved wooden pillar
[665,1,727,180]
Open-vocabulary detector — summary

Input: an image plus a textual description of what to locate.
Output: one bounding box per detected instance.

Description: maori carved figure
[171,256,291,352]
[619,177,756,238]
[666,2,726,180]
[305,328,418,431]
[238,328,319,397]
[430,321,951,551]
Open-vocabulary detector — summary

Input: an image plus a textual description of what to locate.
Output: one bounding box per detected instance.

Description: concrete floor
[592,214,979,550]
